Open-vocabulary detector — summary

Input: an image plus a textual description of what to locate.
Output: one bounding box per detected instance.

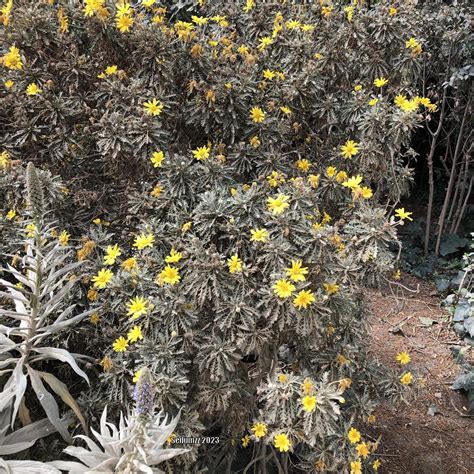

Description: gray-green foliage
[93,166,405,471]
[0,165,92,442]
[0,369,188,474]
[51,370,188,474]
[2,1,469,471]
[0,406,70,474]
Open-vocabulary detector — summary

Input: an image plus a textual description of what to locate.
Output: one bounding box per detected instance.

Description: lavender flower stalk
[133,368,154,416]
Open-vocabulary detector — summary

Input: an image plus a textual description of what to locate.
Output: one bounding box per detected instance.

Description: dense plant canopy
[0,1,470,473]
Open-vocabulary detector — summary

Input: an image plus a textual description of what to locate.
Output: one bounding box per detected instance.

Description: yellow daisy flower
[272,279,296,298]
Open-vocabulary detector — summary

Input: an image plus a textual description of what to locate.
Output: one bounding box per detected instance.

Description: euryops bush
[0,1,465,472]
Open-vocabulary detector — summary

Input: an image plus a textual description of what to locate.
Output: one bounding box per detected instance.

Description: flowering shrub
[0,0,457,472]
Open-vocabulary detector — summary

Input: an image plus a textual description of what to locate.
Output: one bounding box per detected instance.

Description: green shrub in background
[1,0,468,472]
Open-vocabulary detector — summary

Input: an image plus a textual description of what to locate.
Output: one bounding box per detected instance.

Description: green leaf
[440,234,469,257]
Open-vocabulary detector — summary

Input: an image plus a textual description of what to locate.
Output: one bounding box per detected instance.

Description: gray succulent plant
[50,405,188,473]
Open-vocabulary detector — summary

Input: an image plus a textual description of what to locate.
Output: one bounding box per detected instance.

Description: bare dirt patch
[367,274,474,474]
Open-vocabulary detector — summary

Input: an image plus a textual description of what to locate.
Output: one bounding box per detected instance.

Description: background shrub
[1,1,469,472]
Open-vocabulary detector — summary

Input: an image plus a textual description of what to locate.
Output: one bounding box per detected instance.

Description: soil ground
[367,274,474,474]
